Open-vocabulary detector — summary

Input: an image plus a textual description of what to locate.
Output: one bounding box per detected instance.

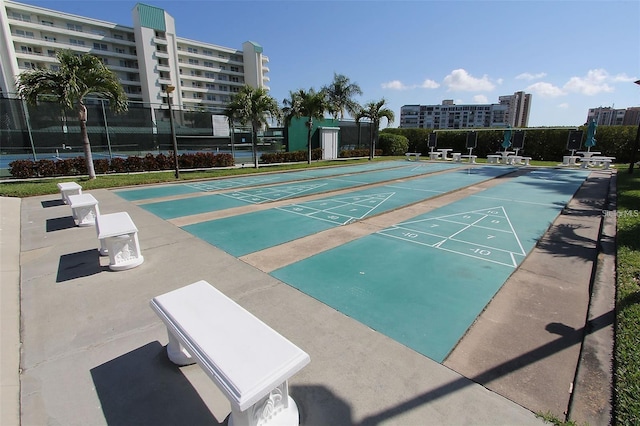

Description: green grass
[0,158,376,197]
[614,171,640,425]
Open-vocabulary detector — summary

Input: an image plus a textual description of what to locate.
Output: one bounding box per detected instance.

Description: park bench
[57,182,82,204]
[96,211,144,270]
[150,280,310,426]
[67,193,99,227]
[429,152,442,160]
[562,156,580,166]
[486,154,502,164]
[405,152,421,161]
[581,156,614,170]
[451,152,462,162]
[458,154,477,163]
[506,155,532,166]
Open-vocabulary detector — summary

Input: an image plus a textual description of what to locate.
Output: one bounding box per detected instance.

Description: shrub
[35,159,57,177]
[94,159,109,174]
[378,133,409,155]
[109,157,127,173]
[339,148,381,158]
[125,156,145,172]
[8,160,37,178]
[261,148,323,164]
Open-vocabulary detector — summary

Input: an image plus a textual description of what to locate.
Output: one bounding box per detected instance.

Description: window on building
[204,72,215,79]
[188,47,198,54]
[93,43,108,51]
[41,20,54,26]
[67,23,82,32]
[203,49,213,56]
[204,61,214,68]
[188,59,199,65]
[115,47,125,54]
[230,76,239,83]
[218,75,228,81]
[206,94,216,101]
[230,66,239,72]
[11,12,31,22]
[69,39,85,46]
[91,29,106,36]
[113,33,123,40]
[205,83,216,89]
[15,29,35,38]
[50,65,60,71]
[43,35,56,42]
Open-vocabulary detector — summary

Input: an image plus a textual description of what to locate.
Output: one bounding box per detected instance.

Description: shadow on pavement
[292,384,353,425]
[91,341,221,426]
[46,216,76,232]
[41,199,66,208]
[56,249,106,282]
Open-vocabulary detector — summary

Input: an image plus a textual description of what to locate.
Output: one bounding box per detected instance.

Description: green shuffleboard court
[182,165,514,257]
[114,160,416,201]
[270,168,590,362]
[138,162,460,220]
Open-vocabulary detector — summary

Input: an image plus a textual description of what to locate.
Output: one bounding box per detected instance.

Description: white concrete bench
[405,152,421,161]
[67,193,100,227]
[581,156,615,169]
[506,156,532,166]
[96,212,144,270]
[487,155,501,164]
[150,280,310,426]
[451,152,462,162]
[459,154,477,163]
[562,155,580,166]
[57,182,82,204]
[429,152,442,160]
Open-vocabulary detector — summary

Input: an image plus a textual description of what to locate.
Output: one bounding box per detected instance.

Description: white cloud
[526,82,565,98]
[443,69,495,92]
[563,69,614,95]
[473,95,488,103]
[610,72,636,83]
[419,79,440,89]
[382,78,440,90]
[557,103,569,109]
[381,80,410,90]
[516,72,547,81]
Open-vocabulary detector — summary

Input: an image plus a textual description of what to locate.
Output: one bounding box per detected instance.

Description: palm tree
[16,50,128,179]
[225,85,281,168]
[362,99,395,160]
[353,105,368,149]
[282,89,328,164]
[322,73,363,120]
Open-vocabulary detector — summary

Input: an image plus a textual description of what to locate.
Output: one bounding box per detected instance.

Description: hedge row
[339,148,382,158]
[9,152,234,178]
[260,148,323,164]
[382,125,638,162]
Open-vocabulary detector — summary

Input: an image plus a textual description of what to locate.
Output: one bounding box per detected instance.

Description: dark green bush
[378,133,409,155]
[261,148,323,164]
[339,148,381,158]
[8,160,37,178]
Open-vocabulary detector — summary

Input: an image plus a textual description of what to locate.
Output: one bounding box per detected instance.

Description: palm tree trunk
[252,126,259,168]
[307,118,313,164]
[78,102,96,179]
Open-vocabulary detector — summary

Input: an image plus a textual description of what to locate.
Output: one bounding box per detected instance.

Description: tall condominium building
[400,91,531,129]
[499,91,531,128]
[587,106,640,126]
[0,0,270,111]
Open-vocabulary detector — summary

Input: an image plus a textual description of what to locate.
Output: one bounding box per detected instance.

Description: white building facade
[0,0,270,112]
[400,92,531,129]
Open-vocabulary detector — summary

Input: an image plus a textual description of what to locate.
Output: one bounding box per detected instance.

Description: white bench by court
[451,152,462,162]
[57,182,82,204]
[487,154,502,164]
[67,193,100,227]
[429,151,442,160]
[150,280,310,426]
[405,152,421,161]
[459,154,477,163]
[96,212,144,270]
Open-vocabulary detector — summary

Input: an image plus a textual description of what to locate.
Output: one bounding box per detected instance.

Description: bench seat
[67,193,100,227]
[150,280,310,426]
[57,182,82,204]
[486,155,502,164]
[405,152,421,161]
[96,212,143,270]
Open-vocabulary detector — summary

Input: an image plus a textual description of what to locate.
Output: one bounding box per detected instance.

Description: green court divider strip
[138,162,460,220]
[183,166,514,256]
[270,168,590,362]
[114,160,417,201]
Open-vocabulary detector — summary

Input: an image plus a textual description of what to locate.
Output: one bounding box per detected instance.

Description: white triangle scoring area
[278,192,396,225]
[377,206,526,268]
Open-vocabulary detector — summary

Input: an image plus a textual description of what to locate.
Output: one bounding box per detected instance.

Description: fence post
[21,99,37,161]
[100,99,113,160]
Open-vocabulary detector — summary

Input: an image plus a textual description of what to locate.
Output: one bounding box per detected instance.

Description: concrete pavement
[1,164,614,425]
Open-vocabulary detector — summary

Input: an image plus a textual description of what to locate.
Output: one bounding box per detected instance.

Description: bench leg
[229,381,300,426]
[166,332,195,366]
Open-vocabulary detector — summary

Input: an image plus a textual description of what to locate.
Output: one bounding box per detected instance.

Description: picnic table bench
[150,280,310,426]
[487,154,502,164]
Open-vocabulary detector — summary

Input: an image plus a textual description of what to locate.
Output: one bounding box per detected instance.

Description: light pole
[165,85,180,179]
[629,80,640,174]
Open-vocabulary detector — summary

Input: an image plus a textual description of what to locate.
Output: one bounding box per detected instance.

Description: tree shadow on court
[357,310,613,425]
[534,222,600,262]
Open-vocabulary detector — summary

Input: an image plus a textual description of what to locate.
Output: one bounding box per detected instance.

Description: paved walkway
[1,163,614,425]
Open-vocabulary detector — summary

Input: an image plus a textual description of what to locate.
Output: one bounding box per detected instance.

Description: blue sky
[19,0,640,127]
